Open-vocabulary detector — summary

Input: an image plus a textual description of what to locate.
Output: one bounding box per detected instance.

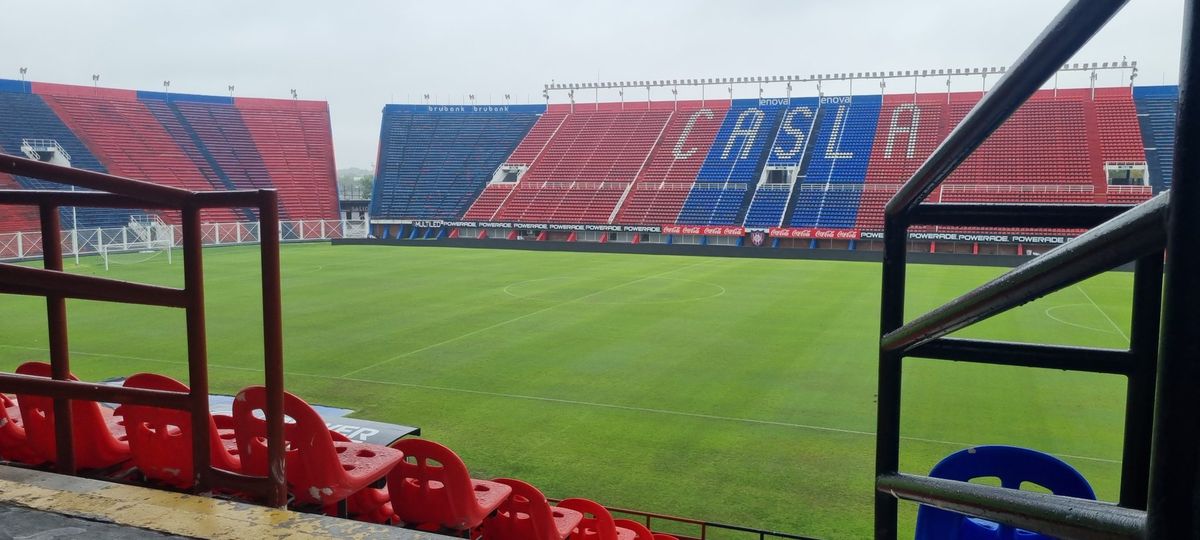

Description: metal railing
[546,499,816,540]
[0,218,368,261]
[873,0,1199,537]
[0,153,289,507]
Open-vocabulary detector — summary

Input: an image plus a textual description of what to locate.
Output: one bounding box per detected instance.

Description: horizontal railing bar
[208,467,276,496]
[885,0,1129,219]
[877,473,1144,539]
[882,192,1168,354]
[0,190,178,210]
[547,497,817,539]
[0,374,190,409]
[191,190,272,209]
[910,204,1132,229]
[907,338,1135,375]
[0,153,190,206]
[0,264,187,308]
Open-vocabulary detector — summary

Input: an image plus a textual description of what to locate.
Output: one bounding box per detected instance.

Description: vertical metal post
[258,190,288,507]
[875,215,908,539]
[1148,0,1200,535]
[181,207,212,493]
[40,204,74,473]
[1120,255,1163,509]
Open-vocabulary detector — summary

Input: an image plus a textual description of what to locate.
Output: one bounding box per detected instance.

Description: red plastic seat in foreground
[558,498,637,540]
[614,519,678,540]
[115,373,240,488]
[14,361,130,470]
[0,394,41,465]
[387,438,513,532]
[233,386,403,510]
[483,477,583,540]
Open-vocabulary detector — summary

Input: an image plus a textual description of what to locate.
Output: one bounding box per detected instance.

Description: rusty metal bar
[181,206,214,495]
[0,190,177,209]
[39,203,74,474]
[0,374,190,409]
[0,153,189,205]
[0,265,188,307]
[257,190,288,508]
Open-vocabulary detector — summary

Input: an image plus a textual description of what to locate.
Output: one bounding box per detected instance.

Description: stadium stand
[788,95,882,228]
[743,98,821,227]
[1134,85,1178,192]
[0,82,133,230]
[374,86,1173,242]
[613,102,729,224]
[373,105,542,221]
[0,78,338,233]
[678,99,787,225]
[486,104,673,223]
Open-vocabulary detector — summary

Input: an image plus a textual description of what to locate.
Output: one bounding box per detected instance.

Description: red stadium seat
[232,386,403,511]
[483,477,583,540]
[114,373,240,488]
[0,394,41,465]
[14,361,130,470]
[324,428,394,523]
[614,519,658,540]
[557,498,637,540]
[386,438,512,532]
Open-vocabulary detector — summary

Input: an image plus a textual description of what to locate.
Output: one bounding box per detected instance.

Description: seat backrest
[915,445,1096,540]
[0,393,39,465]
[117,373,237,487]
[386,437,478,529]
[489,477,561,540]
[614,519,654,540]
[14,361,128,469]
[559,498,620,540]
[232,385,342,503]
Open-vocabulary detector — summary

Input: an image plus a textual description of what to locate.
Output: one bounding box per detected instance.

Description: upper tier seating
[41,92,244,224]
[373,105,541,221]
[0,89,132,230]
[678,101,787,225]
[788,96,882,227]
[743,100,820,227]
[1134,86,1178,191]
[234,98,339,220]
[614,104,729,224]
[491,106,673,223]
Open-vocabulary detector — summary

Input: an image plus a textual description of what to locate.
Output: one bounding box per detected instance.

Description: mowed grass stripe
[0,244,1134,538]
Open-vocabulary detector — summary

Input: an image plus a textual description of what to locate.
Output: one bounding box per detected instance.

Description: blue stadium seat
[1133,86,1178,192]
[371,105,543,220]
[788,95,881,228]
[915,445,1096,540]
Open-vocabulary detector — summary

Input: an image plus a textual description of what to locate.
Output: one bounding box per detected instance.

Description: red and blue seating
[374,105,543,221]
[0,78,339,233]
[1134,85,1178,192]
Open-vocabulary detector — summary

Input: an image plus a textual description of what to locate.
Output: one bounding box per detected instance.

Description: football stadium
[0,0,1197,539]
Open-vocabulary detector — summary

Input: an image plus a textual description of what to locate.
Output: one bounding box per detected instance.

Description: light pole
[163,80,170,96]
[290,88,298,100]
[92,74,99,89]
[228,85,235,97]
[19,67,27,82]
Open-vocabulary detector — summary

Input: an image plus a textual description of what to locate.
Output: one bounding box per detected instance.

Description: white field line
[0,344,1120,464]
[1076,285,1130,342]
[340,259,717,378]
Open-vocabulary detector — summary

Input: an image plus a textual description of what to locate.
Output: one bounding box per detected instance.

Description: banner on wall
[660,225,746,237]
[430,220,663,233]
[768,228,861,240]
[858,231,1072,245]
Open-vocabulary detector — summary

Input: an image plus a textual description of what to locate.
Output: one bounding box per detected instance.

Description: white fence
[0,219,368,261]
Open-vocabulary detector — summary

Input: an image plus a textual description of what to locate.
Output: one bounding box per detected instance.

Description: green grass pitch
[0,243,1134,538]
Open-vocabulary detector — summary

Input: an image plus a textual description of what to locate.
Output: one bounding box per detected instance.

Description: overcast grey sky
[1,0,1183,170]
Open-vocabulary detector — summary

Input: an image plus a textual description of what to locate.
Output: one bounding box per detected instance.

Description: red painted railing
[0,153,288,506]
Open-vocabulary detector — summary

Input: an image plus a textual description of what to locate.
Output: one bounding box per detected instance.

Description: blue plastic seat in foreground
[914,445,1095,540]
